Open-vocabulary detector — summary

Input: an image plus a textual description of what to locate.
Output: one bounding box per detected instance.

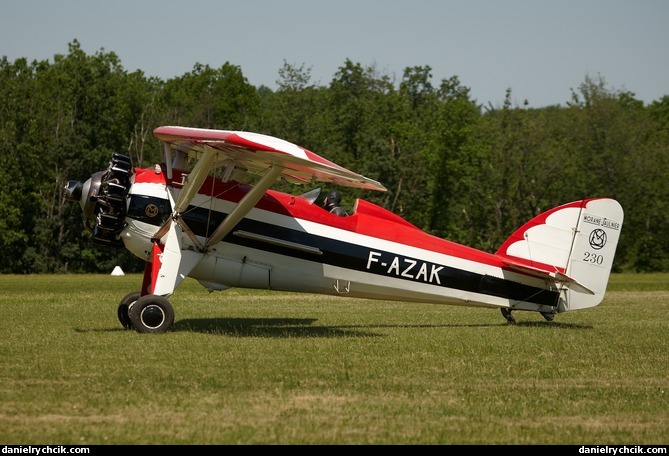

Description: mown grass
[0,273,667,445]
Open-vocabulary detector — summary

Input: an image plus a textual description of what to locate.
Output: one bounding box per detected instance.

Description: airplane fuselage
[120,166,561,314]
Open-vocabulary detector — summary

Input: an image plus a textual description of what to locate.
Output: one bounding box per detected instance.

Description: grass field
[0,273,667,445]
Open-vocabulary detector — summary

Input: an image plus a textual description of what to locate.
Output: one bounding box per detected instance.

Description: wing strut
[174,151,218,214]
[204,166,283,249]
[150,149,217,248]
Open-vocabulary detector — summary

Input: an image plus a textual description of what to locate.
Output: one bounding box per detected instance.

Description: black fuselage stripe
[175,206,559,307]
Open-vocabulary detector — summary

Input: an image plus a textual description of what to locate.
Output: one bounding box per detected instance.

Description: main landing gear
[117,291,175,334]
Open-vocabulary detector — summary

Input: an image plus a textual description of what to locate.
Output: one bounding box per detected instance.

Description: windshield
[299,187,322,204]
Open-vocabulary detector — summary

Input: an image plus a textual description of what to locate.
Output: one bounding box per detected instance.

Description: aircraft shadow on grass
[75,318,593,337]
[170,318,594,336]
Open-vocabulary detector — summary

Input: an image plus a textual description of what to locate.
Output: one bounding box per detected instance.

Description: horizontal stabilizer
[501,260,594,295]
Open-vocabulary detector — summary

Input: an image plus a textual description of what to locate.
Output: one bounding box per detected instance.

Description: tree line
[1,40,668,274]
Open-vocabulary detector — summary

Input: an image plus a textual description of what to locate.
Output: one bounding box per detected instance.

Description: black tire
[128,294,175,334]
[118,291,141,330]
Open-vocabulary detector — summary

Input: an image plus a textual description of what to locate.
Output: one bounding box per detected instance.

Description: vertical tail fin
[563,198,624,310]
[495,198,624,311]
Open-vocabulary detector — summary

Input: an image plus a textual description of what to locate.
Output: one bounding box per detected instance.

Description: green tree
[563,75,664,271]
[471,91,573,250]
[0,41,160,273]
[421,75,480,242]
[158,62,260,131]
[2,43,669,274]
[324,59,398,209]
[0,56,35,272]
[44,41,151,273]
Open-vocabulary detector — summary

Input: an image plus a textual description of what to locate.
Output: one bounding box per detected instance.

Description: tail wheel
[500,308,516,324]
[129,294,175,334]
[117,291,141,330]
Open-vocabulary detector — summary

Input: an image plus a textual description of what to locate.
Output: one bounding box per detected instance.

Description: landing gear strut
[500,308,516,324]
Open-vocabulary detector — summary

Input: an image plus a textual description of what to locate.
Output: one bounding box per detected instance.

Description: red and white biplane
[63,126,624,333]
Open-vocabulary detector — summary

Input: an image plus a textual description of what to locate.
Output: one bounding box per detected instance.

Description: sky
[1,0,667,108]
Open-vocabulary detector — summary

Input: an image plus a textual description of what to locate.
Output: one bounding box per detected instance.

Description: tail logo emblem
[589,229,607,250]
